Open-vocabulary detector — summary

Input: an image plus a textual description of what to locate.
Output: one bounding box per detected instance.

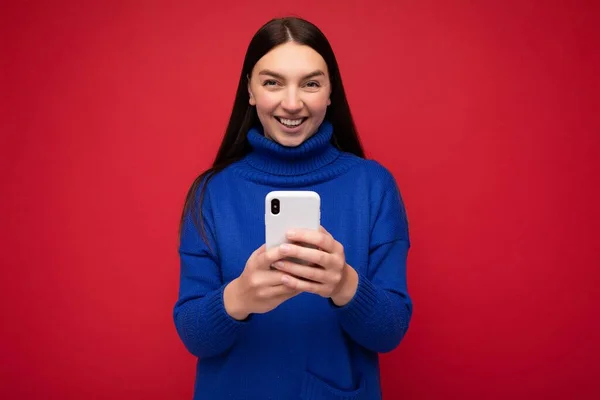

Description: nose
[281,88,303,113]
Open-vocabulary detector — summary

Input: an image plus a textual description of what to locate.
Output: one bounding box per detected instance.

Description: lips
[275,116,307,128]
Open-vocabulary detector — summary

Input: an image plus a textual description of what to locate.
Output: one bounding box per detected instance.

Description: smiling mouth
[275,116,307,128]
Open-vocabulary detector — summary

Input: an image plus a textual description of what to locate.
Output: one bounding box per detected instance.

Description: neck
[245,121,340,176]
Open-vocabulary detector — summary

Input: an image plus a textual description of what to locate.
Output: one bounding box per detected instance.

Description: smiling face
[248,41,332,147]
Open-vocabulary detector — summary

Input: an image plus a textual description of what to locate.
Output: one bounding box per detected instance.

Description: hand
[272,226,359,306]
[224,244,300,320]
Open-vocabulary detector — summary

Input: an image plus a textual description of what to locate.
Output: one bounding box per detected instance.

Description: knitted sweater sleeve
[333,171,413,353]
[173,184,248,358]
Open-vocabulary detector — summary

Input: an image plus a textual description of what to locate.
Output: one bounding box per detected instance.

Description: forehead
[253,42,328,77]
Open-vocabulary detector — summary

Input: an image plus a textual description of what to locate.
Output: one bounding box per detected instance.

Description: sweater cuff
[331,272,378,323]
[202,284,251,335]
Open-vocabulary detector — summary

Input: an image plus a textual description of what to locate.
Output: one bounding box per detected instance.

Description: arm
[332,177,412,353]
[173,187,249,359]
[274,173,413,353]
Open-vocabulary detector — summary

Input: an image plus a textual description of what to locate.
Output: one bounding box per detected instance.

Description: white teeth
[279,118,304,126]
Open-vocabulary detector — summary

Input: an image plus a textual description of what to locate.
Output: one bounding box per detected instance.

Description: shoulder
[182,165,237,215]
[344,155,399,191]
[361,158,396,181]
[191,163,239,197]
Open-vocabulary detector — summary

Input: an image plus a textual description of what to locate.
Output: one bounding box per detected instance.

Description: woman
[174,16,412,400]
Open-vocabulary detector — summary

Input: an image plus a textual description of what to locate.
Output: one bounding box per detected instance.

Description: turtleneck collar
[244,120,341,176]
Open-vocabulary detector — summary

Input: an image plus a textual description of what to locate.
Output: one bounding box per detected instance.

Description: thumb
[256,244,283,270]
[246,244,266,270]
[255,243,267,255]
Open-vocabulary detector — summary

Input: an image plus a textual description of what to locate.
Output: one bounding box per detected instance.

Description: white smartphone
[265,191,321,256]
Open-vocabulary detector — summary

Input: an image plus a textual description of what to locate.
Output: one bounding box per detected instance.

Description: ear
[327,97,331,106]
[247,76,256,106]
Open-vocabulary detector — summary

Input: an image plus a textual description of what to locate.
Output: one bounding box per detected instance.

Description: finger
[262,283,300,298]
[286,228,337,253]
[279,243,333,269]
[281,274,327,296]
[273,260,329,284]
[255,245,285,270]
[253,269,295,287]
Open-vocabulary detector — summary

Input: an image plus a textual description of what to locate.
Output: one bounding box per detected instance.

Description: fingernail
[273,261,284,269]
[280,244,290,253]
[281,275,290,284]
[287,230,296,237]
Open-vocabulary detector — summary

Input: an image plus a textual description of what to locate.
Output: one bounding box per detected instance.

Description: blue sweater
[174,121,412,399]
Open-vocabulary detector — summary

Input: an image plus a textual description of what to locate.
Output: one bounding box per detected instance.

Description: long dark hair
[180,16,365,245]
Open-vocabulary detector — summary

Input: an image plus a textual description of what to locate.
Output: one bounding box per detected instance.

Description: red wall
[2,1,598,399]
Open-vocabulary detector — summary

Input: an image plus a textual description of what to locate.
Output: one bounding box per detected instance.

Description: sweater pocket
[300,371,367,400]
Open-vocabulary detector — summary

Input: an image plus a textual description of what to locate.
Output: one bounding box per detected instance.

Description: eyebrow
[258,69,326,80]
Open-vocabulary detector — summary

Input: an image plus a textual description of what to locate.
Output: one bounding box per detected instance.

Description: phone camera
[271,198,280,215]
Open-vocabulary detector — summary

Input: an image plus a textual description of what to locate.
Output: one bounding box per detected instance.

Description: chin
[265,126,309,147]
[272,135,306,147]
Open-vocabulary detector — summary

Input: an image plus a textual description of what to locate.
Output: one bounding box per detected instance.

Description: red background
[2,0,599,399]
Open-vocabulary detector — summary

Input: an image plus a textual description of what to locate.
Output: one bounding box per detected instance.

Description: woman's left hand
[272,226,358,306]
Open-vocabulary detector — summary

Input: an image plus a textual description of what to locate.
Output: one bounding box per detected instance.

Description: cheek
[254,93,279,114]
[305,95,330,114]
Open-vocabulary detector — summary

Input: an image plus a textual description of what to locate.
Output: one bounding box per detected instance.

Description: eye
[305,81,321,88]
[262,79,278,86]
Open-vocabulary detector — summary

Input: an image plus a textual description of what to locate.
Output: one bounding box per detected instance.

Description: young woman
[174,16,412,400]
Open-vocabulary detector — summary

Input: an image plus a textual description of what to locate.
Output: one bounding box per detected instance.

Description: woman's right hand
[223,244,299,320]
